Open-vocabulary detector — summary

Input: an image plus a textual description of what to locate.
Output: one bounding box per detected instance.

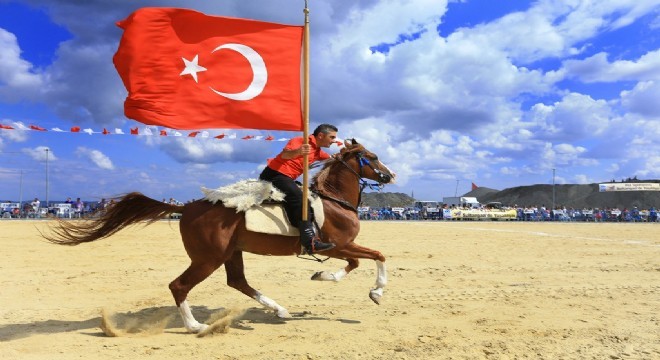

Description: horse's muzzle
[380,173,394,184]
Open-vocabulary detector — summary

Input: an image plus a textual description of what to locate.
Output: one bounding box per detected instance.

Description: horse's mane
[312,144,365,194]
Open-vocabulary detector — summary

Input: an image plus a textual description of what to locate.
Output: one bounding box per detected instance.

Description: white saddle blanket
[201,180,324,236]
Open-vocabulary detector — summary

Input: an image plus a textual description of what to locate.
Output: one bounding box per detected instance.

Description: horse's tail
[42,192,184,246]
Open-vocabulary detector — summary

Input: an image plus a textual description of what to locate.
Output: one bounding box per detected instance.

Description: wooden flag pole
[301,0,310,222]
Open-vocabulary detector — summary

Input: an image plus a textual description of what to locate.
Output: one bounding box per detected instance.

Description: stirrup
[302,239,335,255]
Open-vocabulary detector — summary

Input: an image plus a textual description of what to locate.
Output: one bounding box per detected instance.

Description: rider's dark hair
[313,124,338,136]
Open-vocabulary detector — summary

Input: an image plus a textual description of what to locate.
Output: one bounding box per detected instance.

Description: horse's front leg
[369,260,387,305]
[311,243,387,305]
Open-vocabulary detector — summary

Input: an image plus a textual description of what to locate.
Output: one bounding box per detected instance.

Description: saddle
[201,180,324,236]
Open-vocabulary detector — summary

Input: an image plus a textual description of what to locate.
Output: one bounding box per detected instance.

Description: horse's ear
[345,138,359,148]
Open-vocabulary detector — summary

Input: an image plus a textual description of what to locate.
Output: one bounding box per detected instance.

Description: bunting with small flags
[0,122,296,142]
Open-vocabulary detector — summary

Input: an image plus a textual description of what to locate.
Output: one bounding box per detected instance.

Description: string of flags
[0,123,292,141]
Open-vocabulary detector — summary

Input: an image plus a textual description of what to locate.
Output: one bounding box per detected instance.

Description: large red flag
[113,7,304,131]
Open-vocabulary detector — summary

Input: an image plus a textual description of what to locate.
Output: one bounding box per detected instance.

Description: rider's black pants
[259,166,313,228]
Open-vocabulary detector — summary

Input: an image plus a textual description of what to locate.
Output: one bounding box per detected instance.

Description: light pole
[45,148,50,209]
[454,179,460,197]
[19,169,24,217]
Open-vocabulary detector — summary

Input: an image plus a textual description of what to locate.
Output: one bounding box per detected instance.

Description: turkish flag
[71,126,81,133]
[113,8,303,131]
[130,127,139,135]
[0,124,14,130]
[30,125,47,131]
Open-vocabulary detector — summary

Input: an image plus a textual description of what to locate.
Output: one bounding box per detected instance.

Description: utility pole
[454,179,460,197]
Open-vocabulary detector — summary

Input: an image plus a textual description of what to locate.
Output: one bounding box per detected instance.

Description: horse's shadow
[0,306,357,341]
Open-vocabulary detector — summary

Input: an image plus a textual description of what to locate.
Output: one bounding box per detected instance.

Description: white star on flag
[180,55,207,83]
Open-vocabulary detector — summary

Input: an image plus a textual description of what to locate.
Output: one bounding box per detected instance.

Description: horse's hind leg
[169,261,220,333]
[225,250,291,318]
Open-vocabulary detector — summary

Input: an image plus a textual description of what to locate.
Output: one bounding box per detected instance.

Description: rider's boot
[299,221,335,255]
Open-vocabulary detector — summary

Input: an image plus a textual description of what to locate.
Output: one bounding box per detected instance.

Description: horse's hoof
[311,271,337,281]
[276,309,291,318]
[311,271,324,281]
[188,323,209,334]
[369,290,382,305]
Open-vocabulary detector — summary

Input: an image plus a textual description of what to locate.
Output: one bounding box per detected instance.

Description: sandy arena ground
[0,220,658,359]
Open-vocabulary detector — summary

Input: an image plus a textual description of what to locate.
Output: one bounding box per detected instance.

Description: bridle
[313,149,389,213]
[339,151,388,191]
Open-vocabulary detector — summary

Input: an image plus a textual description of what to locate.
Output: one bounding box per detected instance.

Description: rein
[313,152,385,212]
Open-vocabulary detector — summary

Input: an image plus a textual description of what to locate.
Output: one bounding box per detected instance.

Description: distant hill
[361,180,660,209]
[466,180,660,209]
[361,192,415,208]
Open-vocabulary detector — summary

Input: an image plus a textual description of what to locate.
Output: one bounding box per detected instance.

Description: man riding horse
[259,123,338,255]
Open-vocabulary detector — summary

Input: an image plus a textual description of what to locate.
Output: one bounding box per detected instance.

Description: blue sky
[1,0,659,205]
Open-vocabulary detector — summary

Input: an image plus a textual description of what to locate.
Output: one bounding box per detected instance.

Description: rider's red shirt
[266,135,330,179]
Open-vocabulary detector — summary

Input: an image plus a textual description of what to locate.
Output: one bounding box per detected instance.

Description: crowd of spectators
[3,198,658,223]
[0,197,114,219]
[357,204,659,222]
[0,195,196,220]
[515,205,658,222]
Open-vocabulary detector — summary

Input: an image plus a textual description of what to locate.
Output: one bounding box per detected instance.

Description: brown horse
[44,139,395,333]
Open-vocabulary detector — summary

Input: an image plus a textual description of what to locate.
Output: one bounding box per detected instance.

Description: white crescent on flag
[209,43,268,101]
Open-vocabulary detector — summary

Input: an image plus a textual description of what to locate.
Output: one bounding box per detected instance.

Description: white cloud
[0,28,43,100]
[563,51,660,83]
[529,93,613,140]
[621,81,660,117]
[2,0,660,201]
[75,146,114,170]
[0,121,29,143]
[22,146,56,161]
